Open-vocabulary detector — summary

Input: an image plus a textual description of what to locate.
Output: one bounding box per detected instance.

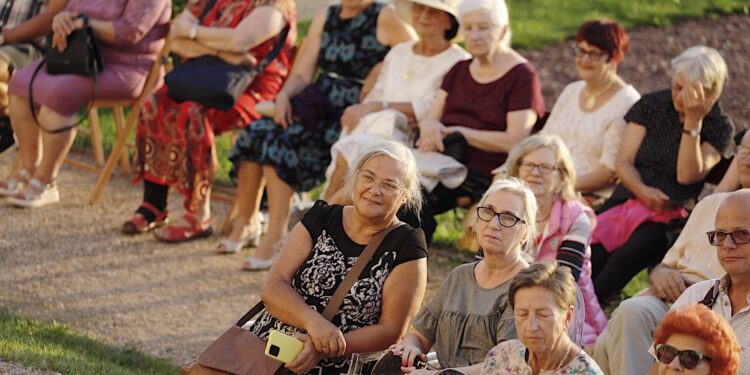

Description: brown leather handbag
[181,223,404,375]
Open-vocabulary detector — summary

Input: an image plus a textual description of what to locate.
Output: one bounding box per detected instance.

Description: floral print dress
[230,2,390,192]
[480,340,603,375]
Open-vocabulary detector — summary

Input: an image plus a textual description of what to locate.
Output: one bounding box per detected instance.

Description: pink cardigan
[535,199,608,345]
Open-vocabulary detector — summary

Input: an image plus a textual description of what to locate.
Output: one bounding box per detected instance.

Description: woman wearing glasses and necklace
[391,178,535,372]
[539,19,639,206]
[503,134,607,346]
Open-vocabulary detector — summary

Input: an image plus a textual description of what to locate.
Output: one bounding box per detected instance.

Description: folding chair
[88,41,172,204]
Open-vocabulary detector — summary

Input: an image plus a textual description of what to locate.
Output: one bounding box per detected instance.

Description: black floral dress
[248,201,428,375]
[230,2,390,191]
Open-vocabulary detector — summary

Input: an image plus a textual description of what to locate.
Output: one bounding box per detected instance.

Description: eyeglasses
[358,173,402,194]
[476,206,526,227]
[707,229,750,246]
[738,144,750,157]
[573,45,608,61]
[654,344,711,370]
[519,161,559,175]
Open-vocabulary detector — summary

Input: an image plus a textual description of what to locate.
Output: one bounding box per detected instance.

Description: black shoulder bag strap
[28,14,102,134]
[235,222,407,327]
[698,279,722,309]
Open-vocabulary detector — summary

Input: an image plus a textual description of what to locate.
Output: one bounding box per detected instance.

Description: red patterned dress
[133,0,296,212]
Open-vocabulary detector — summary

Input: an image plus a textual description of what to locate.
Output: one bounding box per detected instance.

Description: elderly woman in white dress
[539,19,639,204]
[322,0,469,205]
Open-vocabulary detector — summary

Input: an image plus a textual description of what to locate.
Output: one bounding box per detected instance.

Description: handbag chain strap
[28,14,101,134]
[236,222,406,326]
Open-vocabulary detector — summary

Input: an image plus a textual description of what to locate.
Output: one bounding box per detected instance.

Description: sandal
[6,178,59,208]
[153,213,213,243]
[216,222,263,254]
[0,169,31,197]
[122,202,169,235]
[241,253,278,271]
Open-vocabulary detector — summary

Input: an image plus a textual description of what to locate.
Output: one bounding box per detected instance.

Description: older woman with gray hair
[590,45,735,305]
[249,140,428,375]
[504,134,607,346]
[391,177,535,372]
[412,0,544,245]
[480,262,603,374]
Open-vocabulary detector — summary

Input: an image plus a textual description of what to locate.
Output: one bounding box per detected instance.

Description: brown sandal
[122,202,168,235]
[153,213,213,243]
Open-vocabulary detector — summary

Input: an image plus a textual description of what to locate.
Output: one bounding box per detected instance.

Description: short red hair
[653,304,740,375]
[576,18,629,63]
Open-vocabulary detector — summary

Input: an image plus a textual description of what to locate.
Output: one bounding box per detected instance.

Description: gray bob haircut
[344,140,423,216]
[477,177,537,251]
[671,45,728,96]
[457,0,511,46]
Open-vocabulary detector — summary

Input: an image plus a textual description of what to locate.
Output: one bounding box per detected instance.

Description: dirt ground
[0,12,748,371]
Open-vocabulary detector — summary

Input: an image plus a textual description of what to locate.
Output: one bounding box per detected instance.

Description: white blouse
[363,40,470,121]
[541,81,640,196]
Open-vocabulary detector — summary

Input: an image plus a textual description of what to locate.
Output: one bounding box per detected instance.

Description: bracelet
[189,22,199,40]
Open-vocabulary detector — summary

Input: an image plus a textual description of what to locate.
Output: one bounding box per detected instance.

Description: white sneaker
[6,178,60,208]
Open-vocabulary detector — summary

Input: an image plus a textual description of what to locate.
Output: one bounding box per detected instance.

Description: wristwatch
[683,128,700,138]
[189,23,199,40]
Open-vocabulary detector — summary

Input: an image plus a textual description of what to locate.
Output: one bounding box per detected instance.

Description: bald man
[594,130,750,375]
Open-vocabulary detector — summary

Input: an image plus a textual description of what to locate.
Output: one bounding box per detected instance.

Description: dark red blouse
[440,60,545,177]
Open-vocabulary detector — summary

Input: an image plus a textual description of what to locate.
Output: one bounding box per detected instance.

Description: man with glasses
[646,189,750,373]
[594,130,750,375]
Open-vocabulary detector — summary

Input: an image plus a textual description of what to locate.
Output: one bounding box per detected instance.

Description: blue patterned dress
[230,2,390,191]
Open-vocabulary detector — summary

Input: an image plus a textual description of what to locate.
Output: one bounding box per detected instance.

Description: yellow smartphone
[265,330,304,364]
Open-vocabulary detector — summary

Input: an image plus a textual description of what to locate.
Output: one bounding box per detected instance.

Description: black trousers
[399,169,491,246]
[591,221,670,305]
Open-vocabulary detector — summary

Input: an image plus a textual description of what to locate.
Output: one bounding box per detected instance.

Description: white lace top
[541,81,640,196]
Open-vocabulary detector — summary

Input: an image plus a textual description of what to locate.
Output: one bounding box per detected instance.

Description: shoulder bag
[181,223,405,375]
[28,14,102,133]
[165,0,290,110]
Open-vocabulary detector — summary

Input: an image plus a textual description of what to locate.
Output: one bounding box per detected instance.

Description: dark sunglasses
[706,229,750,246]
[655,344,711,369]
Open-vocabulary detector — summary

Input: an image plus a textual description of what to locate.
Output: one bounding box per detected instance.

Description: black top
[606,89,734,208]
[249,200,428,374]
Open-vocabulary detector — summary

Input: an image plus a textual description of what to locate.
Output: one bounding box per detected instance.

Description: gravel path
[0,12,748,371]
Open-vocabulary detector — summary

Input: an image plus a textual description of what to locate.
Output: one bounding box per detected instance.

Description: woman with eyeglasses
[539,19,639,206]
[504,134,607,346]
[590,46,734,305]
[391,177,534,372]
[650,304,739,375]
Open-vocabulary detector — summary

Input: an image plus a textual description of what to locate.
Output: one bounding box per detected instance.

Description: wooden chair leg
[87,107,105,167]
[113,106,131,175]
[89,104,143,204]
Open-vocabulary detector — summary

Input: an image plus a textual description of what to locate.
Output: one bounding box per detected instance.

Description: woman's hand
[390,343,426,369]
[416,119,446,152]
[51,11,83,51]
[216,51,257,66]
[170,17,194,40]
[681,80,713,124]
[637,186,675,212]
[273,92,293,129]
[286,333,325,374]
[305,318,346,357]
[341,103,377,134]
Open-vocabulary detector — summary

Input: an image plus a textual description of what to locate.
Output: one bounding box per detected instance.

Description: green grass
[0,309,179,374]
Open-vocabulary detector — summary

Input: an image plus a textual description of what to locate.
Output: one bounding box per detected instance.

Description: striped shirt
[669,276,750,373]
[0,0,45,31]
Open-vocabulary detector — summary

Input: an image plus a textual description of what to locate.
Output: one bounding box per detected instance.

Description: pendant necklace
[402,54,428,81]
[583,79,615,110]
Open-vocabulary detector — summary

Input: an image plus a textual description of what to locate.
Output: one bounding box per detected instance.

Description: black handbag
[28,14,102,133]
[165,0,290,110]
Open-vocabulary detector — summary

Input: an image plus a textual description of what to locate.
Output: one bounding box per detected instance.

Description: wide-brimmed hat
[395,0,460,40]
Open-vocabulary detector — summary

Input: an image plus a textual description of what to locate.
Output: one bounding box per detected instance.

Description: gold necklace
[582,79,616,110]
[551,344,573,370]
[402,54,428,81]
